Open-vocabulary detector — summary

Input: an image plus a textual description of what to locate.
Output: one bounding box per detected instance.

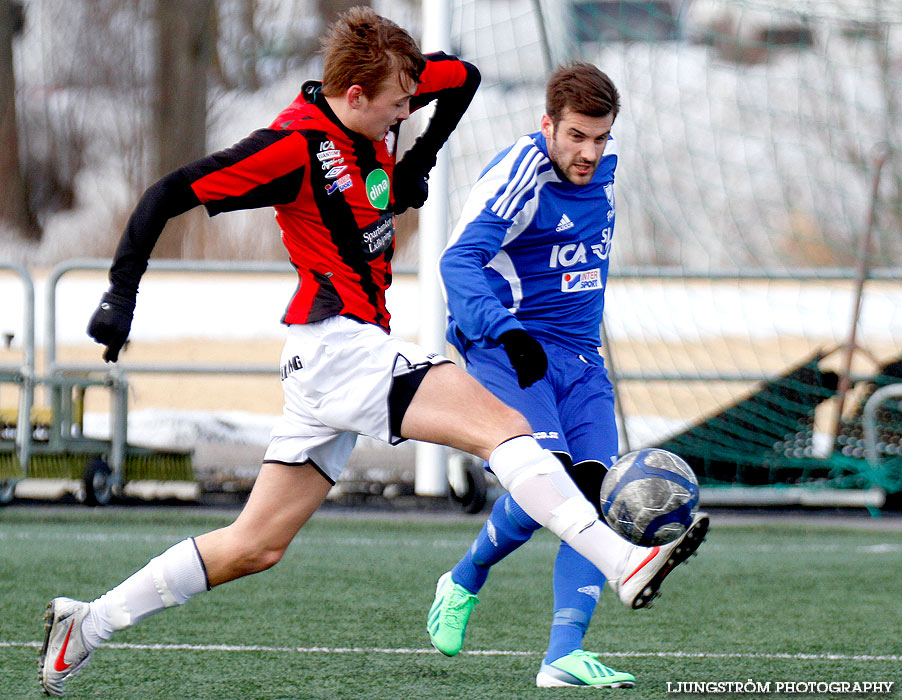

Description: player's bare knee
[496,404,532,442]
[235,544,285,576]
[509,408,532,436]
[466,405,532,459]
[252,546,285,573]
[483,408,531,456]
[219,528,288,576]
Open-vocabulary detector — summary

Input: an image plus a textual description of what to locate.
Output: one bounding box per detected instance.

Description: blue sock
[544,542,606,664]
[451,493,540,594]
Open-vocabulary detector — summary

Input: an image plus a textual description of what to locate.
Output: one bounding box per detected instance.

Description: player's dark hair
[320,6,426,99]
[546,62,620,126]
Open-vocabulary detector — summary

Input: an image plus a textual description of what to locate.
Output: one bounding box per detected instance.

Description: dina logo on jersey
[365,169,390,209]
[561,268,602,292]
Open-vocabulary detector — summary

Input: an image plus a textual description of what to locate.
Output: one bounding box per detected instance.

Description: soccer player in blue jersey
[427,63,708,689]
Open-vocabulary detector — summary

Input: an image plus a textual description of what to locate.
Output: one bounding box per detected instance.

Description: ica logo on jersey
[549,229,613,268]
[317,140,345,172]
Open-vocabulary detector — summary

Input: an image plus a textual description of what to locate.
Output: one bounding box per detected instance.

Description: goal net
[439,0,902,496]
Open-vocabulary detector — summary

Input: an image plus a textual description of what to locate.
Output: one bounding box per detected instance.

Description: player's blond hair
[546,62,620,126]
[320,7,426,99]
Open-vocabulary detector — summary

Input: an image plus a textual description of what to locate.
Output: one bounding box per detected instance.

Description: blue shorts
[463,340,618,471]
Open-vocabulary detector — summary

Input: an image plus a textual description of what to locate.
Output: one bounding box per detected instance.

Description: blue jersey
[440,130,617,361]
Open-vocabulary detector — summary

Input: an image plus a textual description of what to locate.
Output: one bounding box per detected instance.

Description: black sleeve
[108,129,306,296]
[402,53,481,169]
[108,170,201,296]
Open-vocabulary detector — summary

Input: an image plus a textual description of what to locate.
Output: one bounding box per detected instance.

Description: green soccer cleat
[536,650,636,688]
[426,571,479,656]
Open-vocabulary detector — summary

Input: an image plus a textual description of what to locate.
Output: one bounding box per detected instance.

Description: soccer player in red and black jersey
[101,22,478,335]
[41,9,689,696]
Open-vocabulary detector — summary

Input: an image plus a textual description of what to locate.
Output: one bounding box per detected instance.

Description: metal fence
[2,260,900,507]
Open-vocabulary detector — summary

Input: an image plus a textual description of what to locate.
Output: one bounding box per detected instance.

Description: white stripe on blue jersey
[490,144,545,220]
[485,249,522,313]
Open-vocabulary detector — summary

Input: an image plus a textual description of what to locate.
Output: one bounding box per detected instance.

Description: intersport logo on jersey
[561,268,602,292]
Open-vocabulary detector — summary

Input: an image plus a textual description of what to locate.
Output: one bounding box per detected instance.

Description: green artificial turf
[1,506,899,699]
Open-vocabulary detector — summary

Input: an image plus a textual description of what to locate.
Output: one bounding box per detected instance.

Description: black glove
[87,289,136,362]
[499,329,548,389]
[392,152,432,215]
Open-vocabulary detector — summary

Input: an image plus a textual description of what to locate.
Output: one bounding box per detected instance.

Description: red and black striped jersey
[172,52,479,332]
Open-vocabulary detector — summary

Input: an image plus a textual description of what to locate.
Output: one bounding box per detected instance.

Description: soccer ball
[599,449,699,546]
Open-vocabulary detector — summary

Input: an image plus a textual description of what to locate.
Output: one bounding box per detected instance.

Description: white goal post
[415,0,454,496]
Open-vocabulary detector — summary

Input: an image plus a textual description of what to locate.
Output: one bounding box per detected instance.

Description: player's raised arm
[87,129,309,362]
[85,167,200,362]
[392,53,480,214]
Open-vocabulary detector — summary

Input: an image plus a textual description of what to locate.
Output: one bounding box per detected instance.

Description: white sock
[489,436,632,579]
[563,520,633,581]
[81,538,209,651]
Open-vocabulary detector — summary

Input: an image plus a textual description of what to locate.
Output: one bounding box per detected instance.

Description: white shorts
[263,316,450,483]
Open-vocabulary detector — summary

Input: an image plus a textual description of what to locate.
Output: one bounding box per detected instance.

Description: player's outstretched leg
[39,598,92,697]
[38,536,208,696]
[610,512,710,609]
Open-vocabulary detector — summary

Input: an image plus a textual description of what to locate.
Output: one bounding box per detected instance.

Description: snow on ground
[5,268,902,348]
[81,409,276,452]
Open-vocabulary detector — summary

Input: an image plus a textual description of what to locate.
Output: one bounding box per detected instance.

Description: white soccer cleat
[610,512,709,609]
[39,597,93,697]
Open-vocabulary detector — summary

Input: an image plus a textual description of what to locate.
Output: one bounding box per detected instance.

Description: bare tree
[152,0,216,258]
[234,0,260,90]
[0,0,36,238]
